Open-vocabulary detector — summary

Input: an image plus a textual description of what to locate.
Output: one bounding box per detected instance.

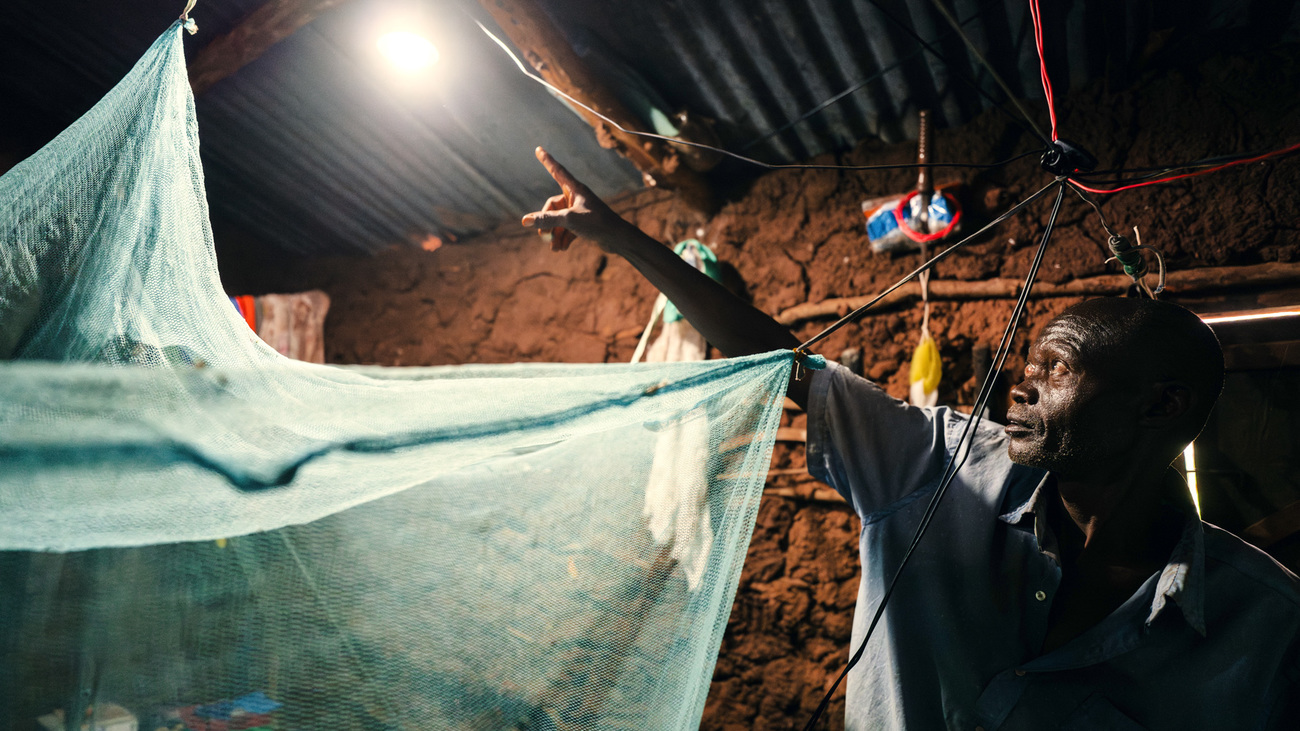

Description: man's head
[1005,297,1224,479]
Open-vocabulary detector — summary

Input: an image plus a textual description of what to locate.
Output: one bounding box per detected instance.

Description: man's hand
[522,147,629,253]
[520,145,807,405]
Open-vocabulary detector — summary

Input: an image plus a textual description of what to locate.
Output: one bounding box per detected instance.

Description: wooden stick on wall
[776,261,1300,326]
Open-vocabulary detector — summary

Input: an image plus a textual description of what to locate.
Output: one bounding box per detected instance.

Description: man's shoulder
[1202,521,1300,609]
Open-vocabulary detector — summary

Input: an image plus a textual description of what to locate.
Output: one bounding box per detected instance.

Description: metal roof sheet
[1,0,1293,257]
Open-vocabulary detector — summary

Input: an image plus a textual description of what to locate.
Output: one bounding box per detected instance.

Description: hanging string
[921,0,1052,146]
[796,178,1061,353]
[741,0,1012,152]
[801,182,1068,730]
[1067,182,1119,239]
[630,296,668,364]
[919,239,931,339]
[474,20,1048,173]
[861,0,1052,147]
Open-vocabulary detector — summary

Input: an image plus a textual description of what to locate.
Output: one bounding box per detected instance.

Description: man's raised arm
[521,147,810,406]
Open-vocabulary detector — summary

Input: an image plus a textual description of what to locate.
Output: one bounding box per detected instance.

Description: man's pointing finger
[535,146,585,196]
[521,210,568,228]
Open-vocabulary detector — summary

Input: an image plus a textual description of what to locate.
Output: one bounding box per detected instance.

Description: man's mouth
[1003,416,1037,439]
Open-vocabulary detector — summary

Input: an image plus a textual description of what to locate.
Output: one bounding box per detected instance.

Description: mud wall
[249,47,1300,730]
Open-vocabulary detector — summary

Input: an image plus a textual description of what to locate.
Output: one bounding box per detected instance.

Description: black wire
[1072,151,1254,179]
[1066,183,1119,240]
[740,0,1011,152]
[800,182,1067,731]
[1067,150,1277,183]
[744,147,1044,173]
[798,179,1060,351]
[861,0,1053,148]
[477,19,1047,175]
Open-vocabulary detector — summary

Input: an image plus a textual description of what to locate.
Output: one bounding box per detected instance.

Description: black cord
[861,0,1053,148]
[743,147,1045,173]
[477,19,1050,174]
[740,0,1012,152]
[1067,149,1282,181]
[1066,183,1119,240]
[800,182,1067,730]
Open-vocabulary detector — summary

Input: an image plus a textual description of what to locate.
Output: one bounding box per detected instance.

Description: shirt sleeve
[805,361,955,520]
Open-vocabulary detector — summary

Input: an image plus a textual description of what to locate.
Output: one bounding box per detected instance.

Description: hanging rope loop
[180,0,198,34]
[1106,227,1167,297]
[1107,232,1147,280]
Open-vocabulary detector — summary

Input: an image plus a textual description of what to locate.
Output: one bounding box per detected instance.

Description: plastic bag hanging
[909,330,942,407]
[908,266,941,407]
[634,239,724,589]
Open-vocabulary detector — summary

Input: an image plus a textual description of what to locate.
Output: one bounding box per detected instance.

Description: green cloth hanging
[662,239,721,323]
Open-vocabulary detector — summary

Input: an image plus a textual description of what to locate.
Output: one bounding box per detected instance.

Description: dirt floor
[244,45,1300,730]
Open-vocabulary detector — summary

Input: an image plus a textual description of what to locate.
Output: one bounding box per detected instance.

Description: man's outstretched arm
[521,147,809,406]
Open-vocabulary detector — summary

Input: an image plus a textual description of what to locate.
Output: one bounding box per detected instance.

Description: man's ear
[1138,380,1192,428]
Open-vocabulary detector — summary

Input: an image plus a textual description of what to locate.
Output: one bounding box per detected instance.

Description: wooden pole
[476,0,713,208]
[189,0,357,96]
[775,261,1300,326]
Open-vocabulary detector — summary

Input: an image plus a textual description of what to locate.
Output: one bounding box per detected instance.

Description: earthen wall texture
[257,48,1300,730]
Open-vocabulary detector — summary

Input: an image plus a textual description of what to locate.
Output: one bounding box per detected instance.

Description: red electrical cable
[1030,0,1058,141]
[1069,142,1300,194]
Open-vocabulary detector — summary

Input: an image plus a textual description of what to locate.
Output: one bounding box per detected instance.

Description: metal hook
[791,347,808,382]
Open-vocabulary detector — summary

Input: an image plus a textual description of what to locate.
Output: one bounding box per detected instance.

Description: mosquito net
[0,22,807,730]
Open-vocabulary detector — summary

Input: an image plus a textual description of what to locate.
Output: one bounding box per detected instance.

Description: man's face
[1004,318,1140,477]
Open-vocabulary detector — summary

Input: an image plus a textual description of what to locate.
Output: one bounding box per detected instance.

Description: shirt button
[1035,590,1047,601]
[1015,669,1027,677]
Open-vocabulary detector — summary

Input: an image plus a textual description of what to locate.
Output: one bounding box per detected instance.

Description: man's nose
[1010,379,1036,405]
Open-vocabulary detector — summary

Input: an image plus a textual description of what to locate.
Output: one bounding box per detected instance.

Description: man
[521,147,1300,730]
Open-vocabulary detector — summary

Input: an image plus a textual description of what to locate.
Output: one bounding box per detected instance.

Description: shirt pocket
[1060,693,1148,731]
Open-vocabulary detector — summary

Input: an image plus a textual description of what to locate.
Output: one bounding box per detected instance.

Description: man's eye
[1050,360,1068,376]
[1024,363,1039,377]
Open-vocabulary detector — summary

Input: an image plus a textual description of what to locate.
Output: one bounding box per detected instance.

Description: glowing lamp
[378,31,439,72]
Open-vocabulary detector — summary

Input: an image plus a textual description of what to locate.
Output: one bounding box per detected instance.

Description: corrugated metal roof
[1,0,1294,257]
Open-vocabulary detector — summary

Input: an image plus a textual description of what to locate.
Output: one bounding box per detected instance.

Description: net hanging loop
[180,0,198,34]
[919,241,931,337]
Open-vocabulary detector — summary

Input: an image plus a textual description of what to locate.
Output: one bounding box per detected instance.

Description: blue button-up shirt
[807,362,1300,730]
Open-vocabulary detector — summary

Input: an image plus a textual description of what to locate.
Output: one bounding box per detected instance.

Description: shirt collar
[998,469,1207,636]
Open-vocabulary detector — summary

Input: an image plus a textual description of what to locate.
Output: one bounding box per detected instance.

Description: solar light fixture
[378,31,439,72]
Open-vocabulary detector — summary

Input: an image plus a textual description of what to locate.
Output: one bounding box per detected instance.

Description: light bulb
[378,31,439,72]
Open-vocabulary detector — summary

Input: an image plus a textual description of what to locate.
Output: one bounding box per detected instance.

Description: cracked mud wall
[243,46,1300,730]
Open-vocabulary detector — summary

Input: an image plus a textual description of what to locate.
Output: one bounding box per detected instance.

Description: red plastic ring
[892,190,962,243]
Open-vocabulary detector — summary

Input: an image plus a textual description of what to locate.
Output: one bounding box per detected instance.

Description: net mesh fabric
[0,24,794,729]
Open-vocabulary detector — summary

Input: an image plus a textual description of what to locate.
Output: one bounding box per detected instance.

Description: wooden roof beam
[188,0,356,96]
[476,0,713,209]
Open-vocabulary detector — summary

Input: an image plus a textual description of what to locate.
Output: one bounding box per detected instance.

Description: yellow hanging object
[909,331,941,407]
